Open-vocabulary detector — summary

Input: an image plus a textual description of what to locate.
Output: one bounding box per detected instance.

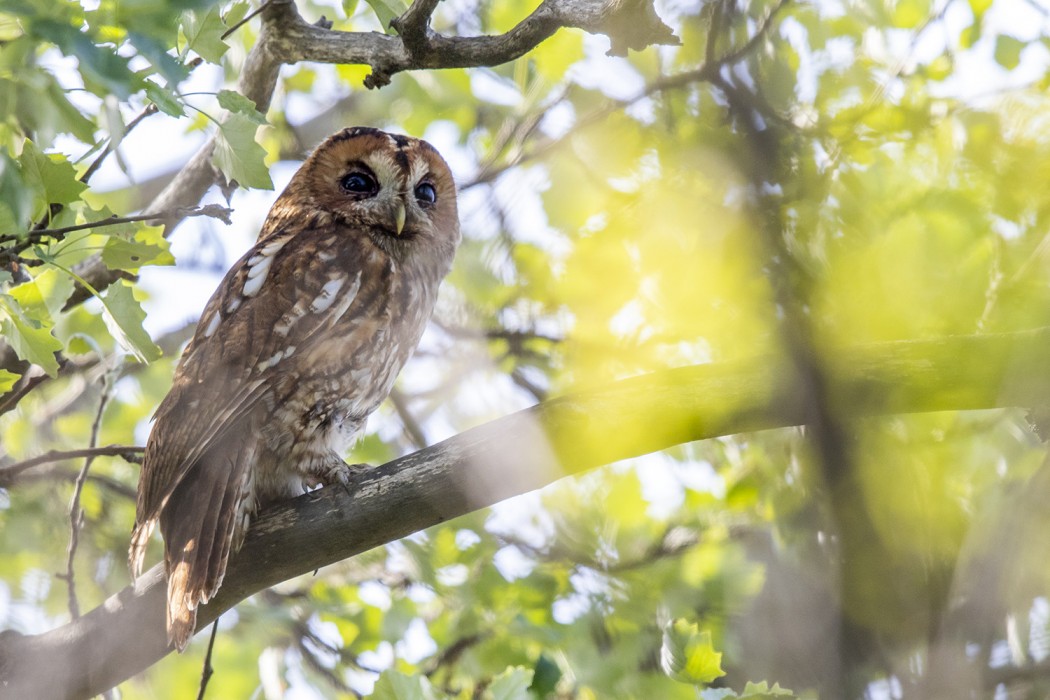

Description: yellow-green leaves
[661,619,725,685]
[0,368,19,392]
[101,224,174,272]
[0,268,74,375]
[18,139,86,222]
[371,669,439,700]
[994,34,1025,70]
[0,292,64,375]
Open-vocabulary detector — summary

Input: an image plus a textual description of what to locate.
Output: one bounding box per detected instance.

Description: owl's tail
[159,452,249,652]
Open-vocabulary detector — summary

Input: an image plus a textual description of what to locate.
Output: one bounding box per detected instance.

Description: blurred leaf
[740,681,795,698]
[485,667,534,700]
[527,654,561,696]
[891,0,929,28]
[127,31,189,85]
[0,369,19,392]
[660,619,724,685]
[144,80,186,117]
[212,112,273,189]
[371,669,439,700]
[994,34,1024,70]
[30,19,139,98]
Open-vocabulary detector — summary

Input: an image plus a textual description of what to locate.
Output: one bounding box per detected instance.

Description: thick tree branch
[265,0,678,87]
[1,330,1048,699]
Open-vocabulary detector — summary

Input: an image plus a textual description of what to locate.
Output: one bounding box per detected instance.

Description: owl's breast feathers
[132,215,442,564]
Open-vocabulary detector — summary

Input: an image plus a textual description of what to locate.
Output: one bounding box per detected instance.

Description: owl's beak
[394,200,406,236]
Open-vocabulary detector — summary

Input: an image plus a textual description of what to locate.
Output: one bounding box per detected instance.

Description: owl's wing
[133,222,369,531]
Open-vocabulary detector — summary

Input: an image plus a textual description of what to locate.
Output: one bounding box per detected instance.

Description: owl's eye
[341,172,377,195]
[414,182,437,204]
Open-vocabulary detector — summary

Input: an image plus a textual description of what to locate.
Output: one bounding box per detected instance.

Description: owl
[129,126,460,651]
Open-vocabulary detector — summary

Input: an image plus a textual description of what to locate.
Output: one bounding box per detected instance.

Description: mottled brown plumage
[129,127,460,651]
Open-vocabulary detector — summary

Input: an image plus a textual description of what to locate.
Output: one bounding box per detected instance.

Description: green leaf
[0,295,62,376]
[100,280,161,363]
[365,0,407,33]
[371,669,438,700]
[994,35,1025,70]
[211,112,273,189]
[181,6,228,63]
[216,89,267,124]
[0,151,31,236]
[0,369,20,393]
[101,229,175,272]
[661,619,725,686]
[18,139,87,208]
[7,268,74,322]
[145,81,186,117]
[485,667,534,700]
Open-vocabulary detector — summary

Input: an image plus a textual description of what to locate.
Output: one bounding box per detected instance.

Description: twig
[389,388,428,449]
[0,205,234,246]
[220,1,272,40]
[0,445,145,487]
[79,103,160,185]
[0,372,52,418]
[195,621,220,700]
[11,467,137,500]
[58,369,114,620]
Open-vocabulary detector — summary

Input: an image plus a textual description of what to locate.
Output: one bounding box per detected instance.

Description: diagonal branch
[1,329,1048,699]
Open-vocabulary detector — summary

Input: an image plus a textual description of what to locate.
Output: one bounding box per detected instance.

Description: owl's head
[270,126,460,267]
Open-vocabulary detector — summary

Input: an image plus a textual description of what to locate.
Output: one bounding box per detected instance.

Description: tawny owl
[129,126,460,651]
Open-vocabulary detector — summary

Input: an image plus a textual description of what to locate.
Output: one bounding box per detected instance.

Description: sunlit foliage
[3,0,1050,697]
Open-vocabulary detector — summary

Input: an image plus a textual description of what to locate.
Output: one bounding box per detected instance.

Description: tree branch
[0,205,233,248]
[265,0,678,88]
[1,329,1048,699]
[0,446,145,488]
